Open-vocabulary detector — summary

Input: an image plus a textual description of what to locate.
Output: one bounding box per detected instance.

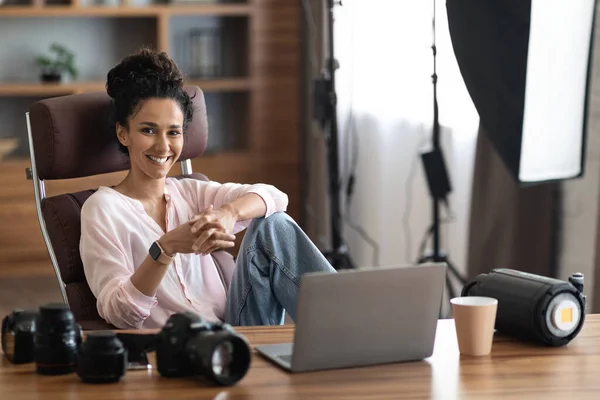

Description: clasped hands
[159,204,237,256]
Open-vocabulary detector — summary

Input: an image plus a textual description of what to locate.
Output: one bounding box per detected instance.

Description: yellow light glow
[561,308,573,324]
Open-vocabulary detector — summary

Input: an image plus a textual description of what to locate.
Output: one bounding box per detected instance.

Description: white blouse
[79,177,288,329]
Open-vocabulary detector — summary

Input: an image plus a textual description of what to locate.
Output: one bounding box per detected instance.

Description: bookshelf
[0,0,304,264]
[0,2,254,153]
[0,78,252,96]
[0,4,253,17]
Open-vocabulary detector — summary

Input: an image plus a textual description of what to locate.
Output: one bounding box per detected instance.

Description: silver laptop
[255,262,446,373]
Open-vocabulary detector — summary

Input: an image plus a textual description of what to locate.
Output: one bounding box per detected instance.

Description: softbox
[447,0,597,184]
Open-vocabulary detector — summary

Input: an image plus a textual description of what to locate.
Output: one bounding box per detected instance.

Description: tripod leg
[324,250,356,270]
[446,259,467,287]
[445,273,456,300]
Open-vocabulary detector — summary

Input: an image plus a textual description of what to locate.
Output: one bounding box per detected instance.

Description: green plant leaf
[66,64,78,80]
[50,43,64,54]
[37,43,77,77]
[35,56,53,67]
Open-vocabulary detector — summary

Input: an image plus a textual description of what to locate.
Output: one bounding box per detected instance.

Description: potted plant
[35,43,78,83]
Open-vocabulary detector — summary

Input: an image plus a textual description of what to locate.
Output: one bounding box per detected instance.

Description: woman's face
[117,98,184,182]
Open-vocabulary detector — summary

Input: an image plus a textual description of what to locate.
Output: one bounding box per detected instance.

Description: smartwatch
[149,241,174,265]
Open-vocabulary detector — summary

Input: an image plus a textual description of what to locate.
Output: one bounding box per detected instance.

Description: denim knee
[247,212,294,234]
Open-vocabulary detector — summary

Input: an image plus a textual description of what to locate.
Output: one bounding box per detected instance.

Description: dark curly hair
[106,48,194,154]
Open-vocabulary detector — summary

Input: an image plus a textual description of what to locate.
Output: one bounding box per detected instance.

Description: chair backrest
[27,87,215,329]
[29,86,208,180]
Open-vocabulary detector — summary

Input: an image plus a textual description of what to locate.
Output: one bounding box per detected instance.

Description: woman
[80,48,336,329]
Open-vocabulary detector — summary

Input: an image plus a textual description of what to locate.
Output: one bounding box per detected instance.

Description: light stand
[418,0,467,299]
[313,0,355,270]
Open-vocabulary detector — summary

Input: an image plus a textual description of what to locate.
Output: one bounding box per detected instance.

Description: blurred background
[1,0,600,319]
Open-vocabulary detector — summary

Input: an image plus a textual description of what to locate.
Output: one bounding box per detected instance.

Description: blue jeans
[224,212,336,326]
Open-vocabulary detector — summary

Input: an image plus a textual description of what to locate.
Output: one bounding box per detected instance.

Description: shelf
[0,78,252,96]
[0,82,104,96]
[187,78,252,92]
[0,4,253,18]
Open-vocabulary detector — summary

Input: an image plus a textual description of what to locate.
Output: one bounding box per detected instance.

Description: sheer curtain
[333,0,479,274]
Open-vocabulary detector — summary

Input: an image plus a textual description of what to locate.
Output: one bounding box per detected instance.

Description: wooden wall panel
[251,0,301,157]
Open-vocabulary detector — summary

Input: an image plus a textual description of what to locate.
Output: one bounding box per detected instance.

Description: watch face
[149,242,161,261]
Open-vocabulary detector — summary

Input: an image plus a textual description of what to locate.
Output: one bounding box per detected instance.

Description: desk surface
[2,315,600,400]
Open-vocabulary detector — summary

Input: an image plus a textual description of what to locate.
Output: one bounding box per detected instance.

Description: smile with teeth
[146,155,170,164]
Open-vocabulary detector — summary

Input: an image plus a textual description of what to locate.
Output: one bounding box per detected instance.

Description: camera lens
[34,303,81,375]
[185,332,251,386]
[212,342,235,377]
[77,331,127,384]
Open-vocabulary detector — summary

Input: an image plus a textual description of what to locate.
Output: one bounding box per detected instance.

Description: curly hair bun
[106,48,195,154]
[106,48,184,101]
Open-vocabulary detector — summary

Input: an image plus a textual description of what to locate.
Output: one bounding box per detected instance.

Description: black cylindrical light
[462,269,586,346]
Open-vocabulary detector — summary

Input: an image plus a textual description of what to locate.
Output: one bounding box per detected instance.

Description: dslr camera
[155,312,251,386]
[1,309,37,364]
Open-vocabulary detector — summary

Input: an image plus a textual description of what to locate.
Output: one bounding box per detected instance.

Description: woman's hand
[158,221,226,256]
[158,206,235,256]
[157,222,200,256]
[190,204,238,255]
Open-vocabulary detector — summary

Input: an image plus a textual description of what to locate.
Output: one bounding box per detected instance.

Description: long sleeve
[177,179,289,232]
[80,214,156,329]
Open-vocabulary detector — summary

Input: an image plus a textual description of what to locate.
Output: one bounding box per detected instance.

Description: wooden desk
[2,315,600,399]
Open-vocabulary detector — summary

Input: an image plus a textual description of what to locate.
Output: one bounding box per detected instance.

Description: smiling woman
[78,48,336,330]
[118,99,184,177]
[117,99,184,177]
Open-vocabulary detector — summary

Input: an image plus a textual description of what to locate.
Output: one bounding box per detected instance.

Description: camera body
[155,312,251,386]
[155,312,202,377]
[1,310,37,364]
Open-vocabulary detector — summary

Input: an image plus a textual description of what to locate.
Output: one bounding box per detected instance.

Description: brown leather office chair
[25,87,236,330]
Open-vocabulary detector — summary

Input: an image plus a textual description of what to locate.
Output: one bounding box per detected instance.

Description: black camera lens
[34,303,81,375]
[1,309,37,364]
[185,331,251,386]
[76,331,127,384]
